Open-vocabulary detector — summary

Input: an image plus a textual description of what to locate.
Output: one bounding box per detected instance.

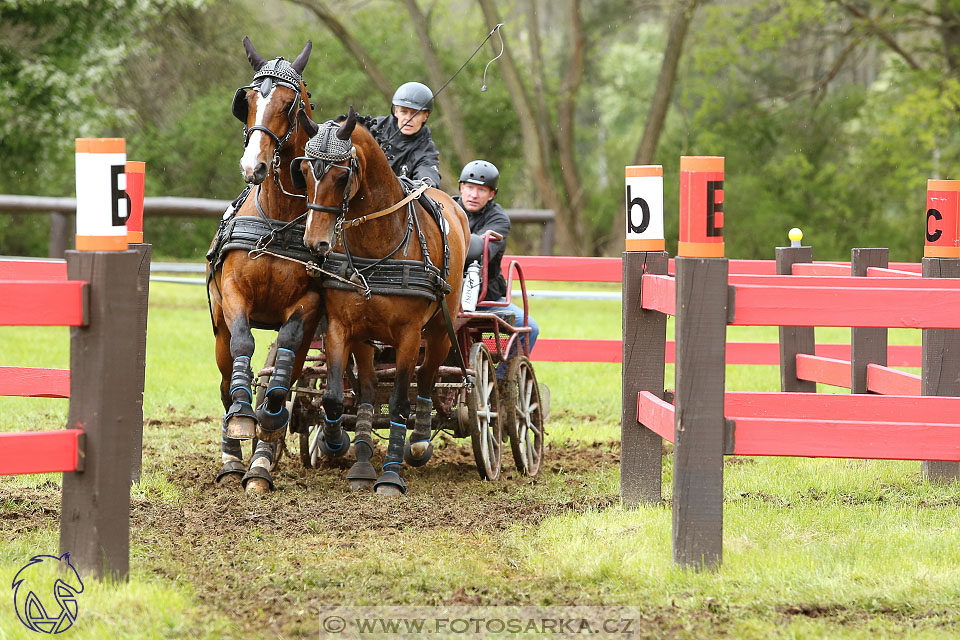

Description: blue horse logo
[12,553,84,634]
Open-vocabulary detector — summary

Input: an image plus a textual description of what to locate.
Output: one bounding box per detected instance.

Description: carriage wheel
[504,356,544,476]
[468,342,502,480]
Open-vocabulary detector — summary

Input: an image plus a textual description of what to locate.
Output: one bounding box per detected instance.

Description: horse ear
[297,109,319,138]
[291,40,312,74]
[336,106,357,140]
[243,36,267,71]
[289,158,307,190]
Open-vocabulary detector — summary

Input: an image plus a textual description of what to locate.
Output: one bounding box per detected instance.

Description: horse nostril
[251,162,267,184]
[316,241,329,254]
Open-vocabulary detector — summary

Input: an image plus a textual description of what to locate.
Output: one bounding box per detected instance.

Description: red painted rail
[866,362,921,396]
[796,354,851,387]
[0,280,87,326]
[0,258,67,281]
[504,256,922,282]
[0,429,84,474]
[730,284,960,328]
[533,339,922,366]
[0,366,70,398]
[638,391,960,461]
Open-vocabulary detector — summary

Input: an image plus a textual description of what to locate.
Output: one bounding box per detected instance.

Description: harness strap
[341,182,429,229]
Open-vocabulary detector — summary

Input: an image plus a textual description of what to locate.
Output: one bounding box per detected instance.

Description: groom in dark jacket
[367,81,442,187]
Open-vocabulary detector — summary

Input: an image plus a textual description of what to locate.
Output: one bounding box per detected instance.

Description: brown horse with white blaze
[207,37,321,494]
[294,108,470,495]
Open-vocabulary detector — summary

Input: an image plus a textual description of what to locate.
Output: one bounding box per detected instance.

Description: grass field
[1,278,959,639]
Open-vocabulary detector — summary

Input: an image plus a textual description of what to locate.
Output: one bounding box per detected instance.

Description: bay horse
[293,108,470,495]
[207,37,321,494]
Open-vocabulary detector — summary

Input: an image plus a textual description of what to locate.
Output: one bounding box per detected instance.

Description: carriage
[253,231,545,481]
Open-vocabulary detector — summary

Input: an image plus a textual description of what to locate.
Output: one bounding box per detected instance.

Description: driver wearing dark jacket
[367,81,442,187]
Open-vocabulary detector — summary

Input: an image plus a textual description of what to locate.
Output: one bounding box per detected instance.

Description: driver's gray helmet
[459,160,499,191]
[392,82,434,111]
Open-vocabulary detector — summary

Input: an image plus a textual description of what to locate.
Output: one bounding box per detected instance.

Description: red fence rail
[0,249,150,581]
[622,245,960,570]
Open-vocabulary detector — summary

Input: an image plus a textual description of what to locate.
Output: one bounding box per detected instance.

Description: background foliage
[2,0,959,261]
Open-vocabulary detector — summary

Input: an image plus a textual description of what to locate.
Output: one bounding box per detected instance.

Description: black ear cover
[232,88,249,123]
[290,158,306,190]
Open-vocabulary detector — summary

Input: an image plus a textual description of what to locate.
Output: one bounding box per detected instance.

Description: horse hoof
[216,459,246,486]
[403,440,434,467]
[347,460,377,490]
[241,466,275,492]
[373,469,407,496]
[218,473,242,487]
[319,429,351,458]
[256,424,287,444]
[245,477,271,494]
[349,479,375,492]
[226,416,256,440]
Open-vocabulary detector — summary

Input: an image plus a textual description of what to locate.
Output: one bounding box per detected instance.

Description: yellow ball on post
[788,227,803,247]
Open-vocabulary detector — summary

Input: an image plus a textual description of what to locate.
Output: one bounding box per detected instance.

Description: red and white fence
[0,248,150,580]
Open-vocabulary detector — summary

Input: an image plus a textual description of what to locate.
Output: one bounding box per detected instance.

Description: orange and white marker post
[678,156,724,258]
[624,165,665,252]
[125,161,145,244]
[75,138,129,251]
[924,179,960,258]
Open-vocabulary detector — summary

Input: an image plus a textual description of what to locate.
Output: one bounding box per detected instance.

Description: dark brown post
[621,250,668,507]
[49,212,71,258]
[851,248,889,394]
[673,256,728,570]
[60,249,141,581]
[129,243,152,483]
[921,257,960,481]
[540,218,555,256]
[776,246,816,392]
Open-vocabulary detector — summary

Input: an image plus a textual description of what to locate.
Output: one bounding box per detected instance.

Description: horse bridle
[232,57,310,194]
[290,121,360,250]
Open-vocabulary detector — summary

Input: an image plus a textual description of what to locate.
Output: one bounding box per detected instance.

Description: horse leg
[220,312,259,442]
[214,324,246,485]
[404,319,449,467]
[318,325,352,459]
[374,330,420,496]
[347,342,378,490]
[241,311,300,494]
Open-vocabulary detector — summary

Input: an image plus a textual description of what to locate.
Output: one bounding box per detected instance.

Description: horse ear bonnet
[289,159,306,190]
[232,88,249,122]
[234,57,303,124]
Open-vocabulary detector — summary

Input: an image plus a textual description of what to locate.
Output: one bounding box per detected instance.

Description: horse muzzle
[242,161,268,185]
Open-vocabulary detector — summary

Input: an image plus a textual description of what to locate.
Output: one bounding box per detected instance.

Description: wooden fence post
[673,256,728,570]
[921,257,960,482]
[60,249,141,581]
[49,212,71,258]
[776,246,815,392]
[851,248,889,394]
[130,243,152,483]
[621,250,668,507]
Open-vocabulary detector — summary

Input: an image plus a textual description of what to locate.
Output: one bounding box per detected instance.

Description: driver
[453,160,539,364]
[367,81,442,187]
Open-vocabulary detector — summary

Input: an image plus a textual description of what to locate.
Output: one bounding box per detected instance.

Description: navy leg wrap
[267,347,295,399]
[229,355,253,402]
[221,422,242,459]
[384,419,407,466]
[319,414,351,457]
[412,395,433,441]
[256,348,294,441]
[374,419,409,495]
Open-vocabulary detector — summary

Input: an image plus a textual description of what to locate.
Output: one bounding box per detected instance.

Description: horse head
[295,107,373,255]
[234,37,312,185]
